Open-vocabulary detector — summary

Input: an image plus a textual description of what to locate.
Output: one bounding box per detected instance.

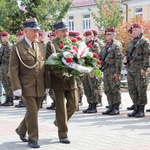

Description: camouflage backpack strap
[15,45,36,69]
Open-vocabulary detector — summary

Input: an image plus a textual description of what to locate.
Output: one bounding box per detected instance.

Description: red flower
[59,43,65,49]
[76,36,82,41]
[97,60,102,65]
[66,57,73,63]
[71,38,77,43]
[93,53,98,58]
[88,43,93,49]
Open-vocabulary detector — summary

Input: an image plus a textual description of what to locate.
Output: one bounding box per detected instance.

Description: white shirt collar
[25,36,34,48]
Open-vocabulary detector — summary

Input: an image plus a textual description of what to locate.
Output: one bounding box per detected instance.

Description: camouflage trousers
[127,71,148,105]
[103,69,121,105]
[1,64,13,98]
[76,77,84,100]
[83,75,100,104]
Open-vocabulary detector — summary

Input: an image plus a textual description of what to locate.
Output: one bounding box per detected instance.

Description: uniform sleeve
[9,44,22,91]
[143,40,150,71]
[114,43,123,74]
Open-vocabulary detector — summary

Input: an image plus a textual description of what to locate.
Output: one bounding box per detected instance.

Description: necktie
[31,42,34,50]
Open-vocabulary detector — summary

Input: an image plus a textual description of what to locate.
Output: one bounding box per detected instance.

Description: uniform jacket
[126,36,150,72]
[100,39,122,74]
[10,38,45,97]
[45,37,77,90]
[0,42,12,65]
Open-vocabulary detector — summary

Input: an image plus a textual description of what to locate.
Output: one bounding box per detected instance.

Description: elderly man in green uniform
[0,32,14,106]
[10,18,45,148]
[123,23,150,117]
[82,30,102,113]
[45,19,78,144]
[100,28,122,115]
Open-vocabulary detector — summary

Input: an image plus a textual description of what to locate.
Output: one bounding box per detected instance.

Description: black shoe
[109,108,120,115]
[15,128,28,142]
[46,102,56,110]
[59,138,70,144]
[14,96,20,100]
[15,102,25,108]
[28,141,40,148]
[102,106,113,115]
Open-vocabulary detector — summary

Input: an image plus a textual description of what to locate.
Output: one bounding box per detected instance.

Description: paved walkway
[1,90,150,150]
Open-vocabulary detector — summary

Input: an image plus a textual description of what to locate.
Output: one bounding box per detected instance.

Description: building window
[135,7,143,16]
[83,14,90,30]
[68,16,74,31]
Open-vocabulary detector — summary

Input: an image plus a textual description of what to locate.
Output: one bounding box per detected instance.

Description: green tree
[89,0,124,31]
[0,0,73,34]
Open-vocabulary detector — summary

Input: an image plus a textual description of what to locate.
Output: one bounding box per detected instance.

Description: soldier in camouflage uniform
[123,23,150,117]
[0,32,14,106]
[92,29,104,107]
[100,28,122,115]
[82,30,102,113]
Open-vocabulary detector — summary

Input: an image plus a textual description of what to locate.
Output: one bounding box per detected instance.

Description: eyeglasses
[105,34,112,36]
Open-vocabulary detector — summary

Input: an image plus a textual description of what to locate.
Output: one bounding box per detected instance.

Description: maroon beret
[92,30,98,36]
[69,31,80,37]
[16,31,24,36]
[48,32,56,37]
[38,32,44,36]
[1,32,9,36]
[105,28,116,34]
[83,30,93,36]
[132,23,143,29]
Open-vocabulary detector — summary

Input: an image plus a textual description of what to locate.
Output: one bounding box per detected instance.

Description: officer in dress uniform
[10,18,45,148]
[82,30,102,113]
[0,32,14,106]
[45,19,78,144]
[100,28,122,115]
[123,23,150,117]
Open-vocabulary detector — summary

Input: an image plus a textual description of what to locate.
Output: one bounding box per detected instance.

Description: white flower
[48,53,59,59]
[63,51,74,58]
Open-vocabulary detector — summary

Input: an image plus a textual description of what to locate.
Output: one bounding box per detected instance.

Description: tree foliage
[0,0,73,34]
[89,0,124,31]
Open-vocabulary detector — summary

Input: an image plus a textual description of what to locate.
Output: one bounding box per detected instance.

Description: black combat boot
[127,104,135,110]
[102,105,113,115]
[83,103,92,113]
[5,97,14,106]
[135,105,145,118]
[15,100,25,108]
[86,103,97,113]
[109,103,120,115]
[146,108,150,112]
[97,96,103,107]
[127,105,138,117]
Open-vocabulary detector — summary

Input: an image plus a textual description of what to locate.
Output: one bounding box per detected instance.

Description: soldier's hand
[141,69,146,78]
[7,71,10,77]
[113,73,120,81]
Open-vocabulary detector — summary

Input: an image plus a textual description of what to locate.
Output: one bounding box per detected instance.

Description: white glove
[13,89,22,96]
[45,89,49,95]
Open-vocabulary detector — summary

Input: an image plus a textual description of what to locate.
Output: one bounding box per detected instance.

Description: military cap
[131,23,143,29]
[105,28,116,34]
[92,30,98,36]
[83,30,93,36]
[69,31,80,37]
[23,18,40,30]
[48,32,56,37]
[1,32,9,36]
[38,32,44,36]
[53,19,69,30]
[16,31,24,36]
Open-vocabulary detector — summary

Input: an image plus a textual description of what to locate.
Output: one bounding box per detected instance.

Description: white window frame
[82,14,90,30]
[68,16,74,31]
[134,7,143,16]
